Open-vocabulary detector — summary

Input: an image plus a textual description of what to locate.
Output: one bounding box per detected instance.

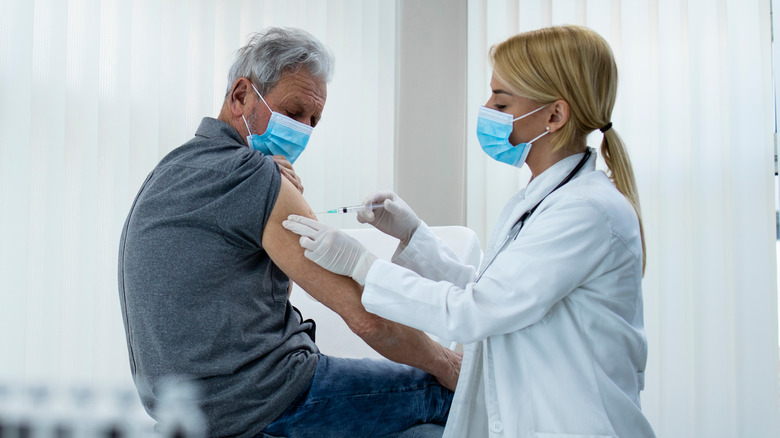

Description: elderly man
[117,27,459,437]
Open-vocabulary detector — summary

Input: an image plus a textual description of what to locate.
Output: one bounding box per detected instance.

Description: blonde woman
[284,25,654,437]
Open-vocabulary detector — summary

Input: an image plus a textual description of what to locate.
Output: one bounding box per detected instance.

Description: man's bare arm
[262,176,460,390]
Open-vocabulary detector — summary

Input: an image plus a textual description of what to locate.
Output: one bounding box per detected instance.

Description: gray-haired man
[118,27,459,437]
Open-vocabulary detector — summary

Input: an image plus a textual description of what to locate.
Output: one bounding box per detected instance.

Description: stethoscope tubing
[474,149,592,283]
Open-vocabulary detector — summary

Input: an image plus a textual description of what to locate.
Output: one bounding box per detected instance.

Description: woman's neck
[527,141,587,182]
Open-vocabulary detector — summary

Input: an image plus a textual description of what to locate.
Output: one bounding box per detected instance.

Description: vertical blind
[466,0,780,436]
[0,0,396,387]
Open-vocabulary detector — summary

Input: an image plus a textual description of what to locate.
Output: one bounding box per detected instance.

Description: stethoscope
[474,148,593,282]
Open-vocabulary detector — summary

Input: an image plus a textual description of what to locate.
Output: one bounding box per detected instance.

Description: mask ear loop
[523,127,550,147]
[242,114,253,136]
[242,82,273,138]
[512,104,549,122]
[250,83,273,112]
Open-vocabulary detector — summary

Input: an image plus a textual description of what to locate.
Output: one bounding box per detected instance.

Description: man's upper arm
[263,175,371,331]
[264,178,460,388]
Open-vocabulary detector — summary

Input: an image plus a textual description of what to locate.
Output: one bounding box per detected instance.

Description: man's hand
[272,155,304,194]
[435,349,462,391]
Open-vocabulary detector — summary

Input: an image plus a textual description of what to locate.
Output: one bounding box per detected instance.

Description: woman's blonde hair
[490,25,645,273]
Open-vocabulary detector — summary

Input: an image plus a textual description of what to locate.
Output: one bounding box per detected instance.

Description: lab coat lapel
[484,152,596,259]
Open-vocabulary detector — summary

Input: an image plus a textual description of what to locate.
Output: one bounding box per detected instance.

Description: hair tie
[599,122,612,133]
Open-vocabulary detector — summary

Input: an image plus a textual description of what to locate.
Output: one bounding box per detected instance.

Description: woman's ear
[546,99,570,133]
[227,78,252,117]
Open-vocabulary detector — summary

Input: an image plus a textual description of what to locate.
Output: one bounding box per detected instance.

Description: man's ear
[546,99,570,133]
[227,78,252,117]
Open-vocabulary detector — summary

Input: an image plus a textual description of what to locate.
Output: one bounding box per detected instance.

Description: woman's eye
[495,104,506,111]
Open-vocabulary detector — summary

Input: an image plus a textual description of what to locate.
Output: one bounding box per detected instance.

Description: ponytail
[601,128,646,275]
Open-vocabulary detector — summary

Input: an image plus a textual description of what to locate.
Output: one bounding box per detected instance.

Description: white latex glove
[283,215,377,285]
[357,191,420,245]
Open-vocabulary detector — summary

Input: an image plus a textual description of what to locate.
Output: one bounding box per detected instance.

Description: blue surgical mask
[476,105,549,167]
[242,83,312,164]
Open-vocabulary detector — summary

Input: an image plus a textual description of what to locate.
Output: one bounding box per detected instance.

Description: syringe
[315,203,385,214]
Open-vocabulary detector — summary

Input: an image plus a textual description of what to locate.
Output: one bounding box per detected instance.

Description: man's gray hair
[226,27,334,96]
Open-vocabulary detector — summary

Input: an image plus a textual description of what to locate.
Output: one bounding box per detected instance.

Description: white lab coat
[362,152,655,437]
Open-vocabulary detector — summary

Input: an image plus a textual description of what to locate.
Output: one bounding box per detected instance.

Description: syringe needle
[314,203,385,214]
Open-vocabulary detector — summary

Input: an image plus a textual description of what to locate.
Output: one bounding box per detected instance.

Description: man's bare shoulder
[262,176,368,326]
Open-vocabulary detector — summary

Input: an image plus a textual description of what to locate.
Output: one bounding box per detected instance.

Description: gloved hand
[357,191,420,245]
[283,215,378,285]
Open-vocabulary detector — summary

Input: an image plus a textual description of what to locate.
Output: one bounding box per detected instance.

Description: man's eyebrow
[287,95,319,111]
[282,96,304,108]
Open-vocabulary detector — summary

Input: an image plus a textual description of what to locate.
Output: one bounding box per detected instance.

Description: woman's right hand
[357,191,421,245]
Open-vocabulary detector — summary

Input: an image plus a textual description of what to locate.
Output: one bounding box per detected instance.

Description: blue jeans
[260,354,453,438]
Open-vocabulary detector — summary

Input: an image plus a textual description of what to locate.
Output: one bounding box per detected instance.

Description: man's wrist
[431,345,461,391]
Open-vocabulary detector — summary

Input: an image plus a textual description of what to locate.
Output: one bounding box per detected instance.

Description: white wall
[395,0,468,226]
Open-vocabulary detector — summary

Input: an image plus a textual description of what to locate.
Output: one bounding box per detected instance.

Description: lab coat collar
[486,148,597,255]
[521,148,596,208]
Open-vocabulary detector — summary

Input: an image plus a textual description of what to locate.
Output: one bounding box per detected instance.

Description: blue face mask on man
[476,105,549,168]
[242,83,312,164]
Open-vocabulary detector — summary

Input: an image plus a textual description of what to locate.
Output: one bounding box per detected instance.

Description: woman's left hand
[283,215,377,285]
[272,155,304,194]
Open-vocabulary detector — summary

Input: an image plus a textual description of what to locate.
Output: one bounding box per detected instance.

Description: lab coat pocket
[534,433,617,438]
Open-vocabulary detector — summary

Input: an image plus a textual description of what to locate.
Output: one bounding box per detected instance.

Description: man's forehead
[273,70,327,101]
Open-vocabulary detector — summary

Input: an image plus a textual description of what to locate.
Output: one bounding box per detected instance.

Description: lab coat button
[491,421,503,433]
